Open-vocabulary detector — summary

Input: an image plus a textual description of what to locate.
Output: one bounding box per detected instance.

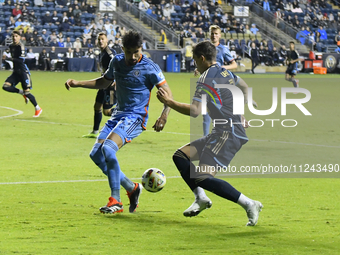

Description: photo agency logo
[200,83,312,128]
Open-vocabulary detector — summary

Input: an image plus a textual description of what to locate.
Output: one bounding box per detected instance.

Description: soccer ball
[141,168,166,193]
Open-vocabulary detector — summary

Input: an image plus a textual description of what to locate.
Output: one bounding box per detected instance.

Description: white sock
[35,105,40,110]
[18,89,24,95]
[193,187,208,200]
[92,130,99,134]
[237,193,254,210]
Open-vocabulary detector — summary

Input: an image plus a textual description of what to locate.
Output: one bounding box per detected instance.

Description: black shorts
[95,84,116,110]
[5,71,32,90]
[191,131,247,168]
[285,65,298,76]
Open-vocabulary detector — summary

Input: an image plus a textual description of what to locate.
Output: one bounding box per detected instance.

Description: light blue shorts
[98,114,144,145]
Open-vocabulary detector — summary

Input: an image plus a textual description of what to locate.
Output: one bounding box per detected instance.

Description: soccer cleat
[246,201,263,226]
[82,132,99,138]
[183,197,212,217]
[23,95,29,104]
[126,183,142,213]
[33,108,43,117]
[99,197,124,214]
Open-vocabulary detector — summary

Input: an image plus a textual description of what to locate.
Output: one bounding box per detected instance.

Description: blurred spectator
[49,38,58,47]
[87,1,96,13]
[272,47,285,65]
[41,29,49,42]
[27,37,38,47]
[112,38,123,54]
[263,0,270,11]
[60,18,70,32]
[80,2,88,13]
[142,39,150,50]
[245,24,251,34]
[47,31,57,43]
[107,30,116,43]
[139,0,150,11]
[26,48,36,70]
[73,5,81,17]
[317,26,327,41]
[49,46,58,70]
[314,31,324,52]
[335,31,340,44]
[163,3,174,19]
[28,10,38,25]
[74,47,83,58]
[39,48,50,70]
[58,38,65,47]
[37,35,45,46]
[64,37,73,48]
[42,11,53,25]
[250,42,259,74]
[2,48,13,70]
[83,25,92,40]
[280,45,287,62]
[51,10,61,26]
[7,17,16,30]
[21,5,29,19]
[73,37,82,48]
[250,24,259,35]
[34,0,44,7]
[84,48,95,58]
[66,48,74,58]
[67,7,73,18]
[12,5,22,20]
[183,41,193,72]
[56,0,66,8]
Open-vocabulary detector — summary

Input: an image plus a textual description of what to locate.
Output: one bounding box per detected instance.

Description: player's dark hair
[122,30,143,49]
[12,30,20,36]
[97,32,107,38]
[192,41,216,62]
[289,41,295,44]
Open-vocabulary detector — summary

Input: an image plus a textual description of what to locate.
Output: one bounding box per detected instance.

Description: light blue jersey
[104,54,166,128]
[216,43,234,67]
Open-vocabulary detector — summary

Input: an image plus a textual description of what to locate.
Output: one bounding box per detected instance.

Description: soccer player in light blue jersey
[157,41,262,226]
[65,30,173,214]
[200,25,257,136]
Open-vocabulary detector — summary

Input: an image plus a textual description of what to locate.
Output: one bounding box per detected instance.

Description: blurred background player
[157,41,262,226]
[285,41,303,90]
[65,30,173,215]
[2,31,42,117]
[200,25,257,136]
[83,32,117,138]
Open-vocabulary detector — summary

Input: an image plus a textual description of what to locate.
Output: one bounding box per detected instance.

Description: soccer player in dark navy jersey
[2,31,42,117]
[65,30,173,214]
[83,32,117,138]
[200,25,256,136]
[285,41,302,90]
[157,41,262,226]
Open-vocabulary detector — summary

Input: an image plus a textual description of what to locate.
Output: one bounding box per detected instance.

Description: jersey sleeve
[103,57,115,80]
[149,62,166,87]
[223,47,234,64]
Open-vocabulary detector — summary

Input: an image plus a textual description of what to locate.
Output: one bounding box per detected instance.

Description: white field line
[0,106,23,119]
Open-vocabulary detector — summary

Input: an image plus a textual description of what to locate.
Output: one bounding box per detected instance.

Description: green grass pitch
[0,71,339,254]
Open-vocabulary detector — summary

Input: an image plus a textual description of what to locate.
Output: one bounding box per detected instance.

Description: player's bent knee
[2,83,11,90]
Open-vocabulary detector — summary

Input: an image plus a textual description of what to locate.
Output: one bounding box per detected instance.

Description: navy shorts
[95,85,116,110]
[5,71,32,90]
[286,65,298,76]
[191,131,246,168]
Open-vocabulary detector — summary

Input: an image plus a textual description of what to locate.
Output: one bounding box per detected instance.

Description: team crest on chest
[133,70,141,77]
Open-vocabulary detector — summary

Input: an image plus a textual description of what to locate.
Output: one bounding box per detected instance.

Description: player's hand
[152,117,167,132]
[156,88,170,104]
[65,79,76,90]
[194,68,199,76]
[241,115,249,128]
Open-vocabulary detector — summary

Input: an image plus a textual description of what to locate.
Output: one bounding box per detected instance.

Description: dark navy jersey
[287,50,299,63]
[193,64,248,141]
[9,42,28,72]
[99,46,116,74]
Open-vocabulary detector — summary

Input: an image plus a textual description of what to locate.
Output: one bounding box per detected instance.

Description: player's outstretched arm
[156,88,201,117]
[65,77,112,91]
[153,83,173,132]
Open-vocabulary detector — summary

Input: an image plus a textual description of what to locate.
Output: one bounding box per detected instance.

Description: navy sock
[89,143,107,176]
[196,177,241,203]
[93,110,102,132]
[101,139,121,202]
[173,150,198,191]
[25,93,38,107]
[3,85,19,93]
